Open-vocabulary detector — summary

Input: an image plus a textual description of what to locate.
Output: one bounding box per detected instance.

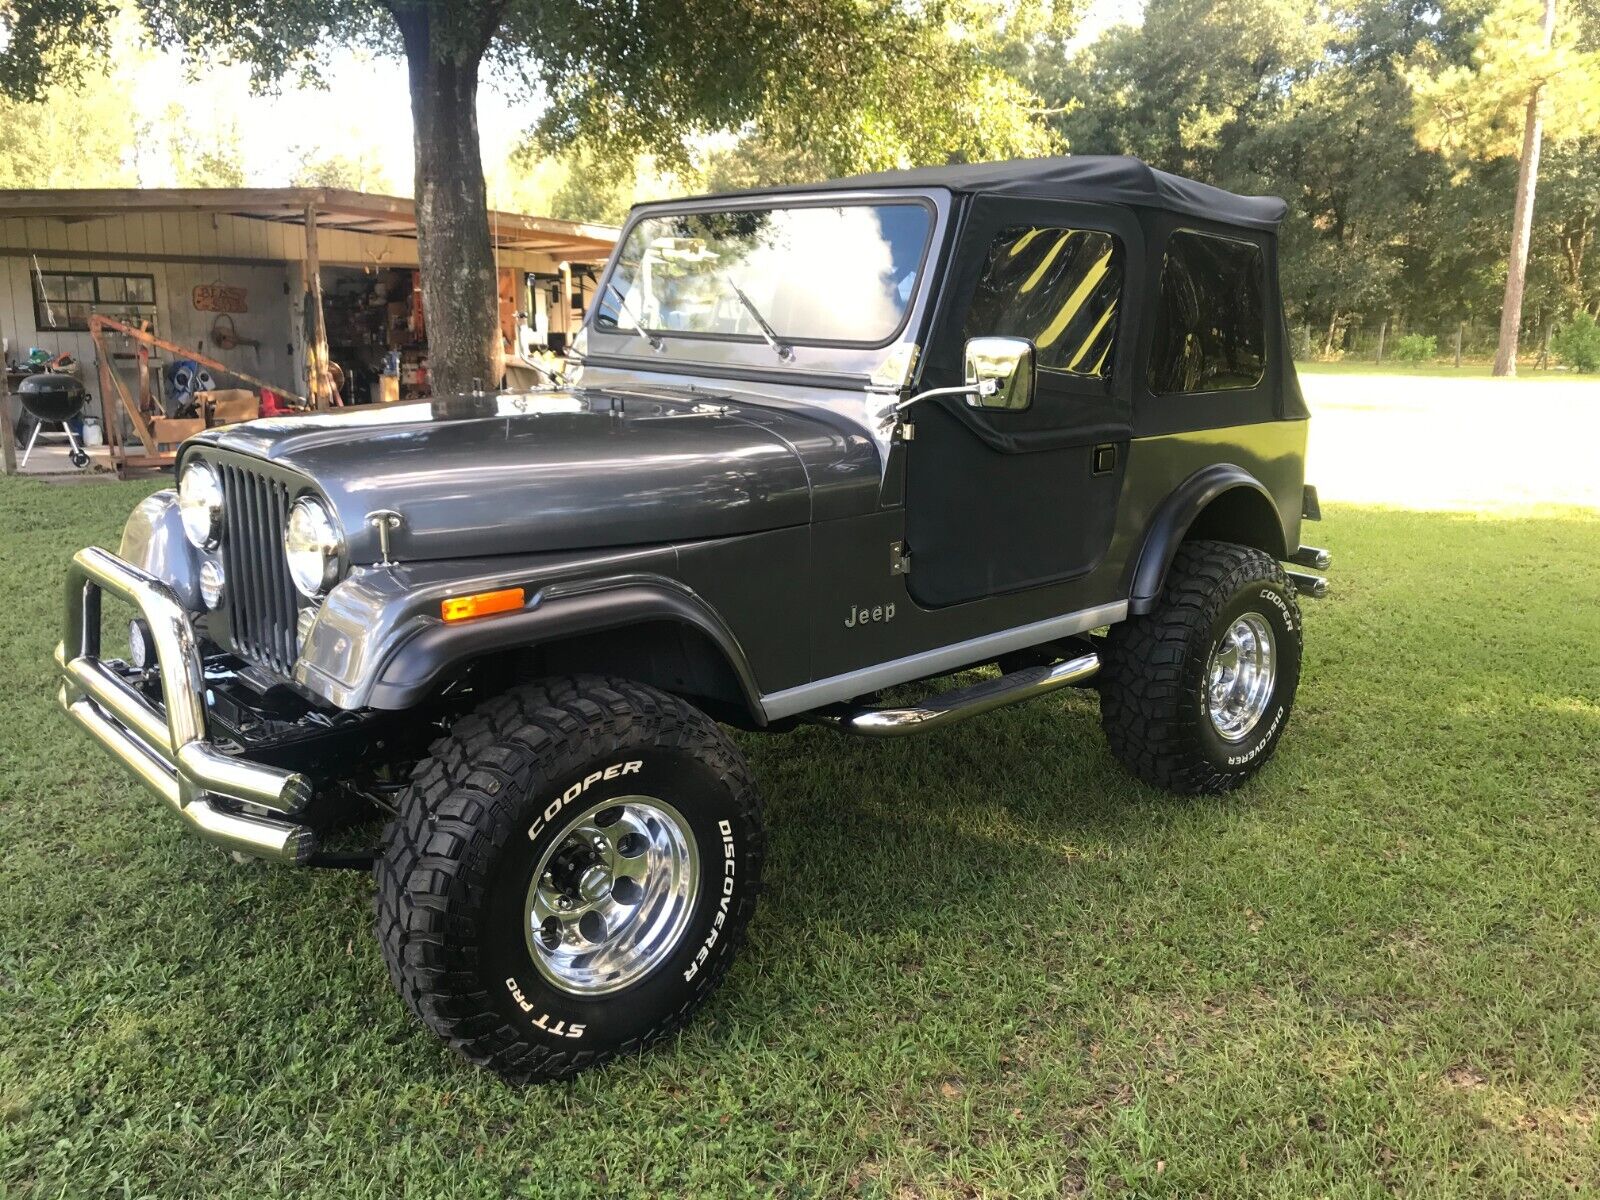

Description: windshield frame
[592,194,939,353]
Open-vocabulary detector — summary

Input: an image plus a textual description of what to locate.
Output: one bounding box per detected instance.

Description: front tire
[375,676,763,1082]
[1098,540,1303,793]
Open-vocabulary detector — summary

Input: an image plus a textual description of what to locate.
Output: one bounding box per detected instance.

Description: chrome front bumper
[56,546,317,864]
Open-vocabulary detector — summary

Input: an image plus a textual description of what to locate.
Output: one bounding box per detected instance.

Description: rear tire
[375,675,763,1082]
[1098,540,1302,793]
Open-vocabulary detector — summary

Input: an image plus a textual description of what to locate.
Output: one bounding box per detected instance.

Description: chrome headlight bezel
[284,495,344,599]
[177,460,223,549]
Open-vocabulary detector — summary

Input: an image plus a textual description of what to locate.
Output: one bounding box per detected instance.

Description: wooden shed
[0,187,617,469]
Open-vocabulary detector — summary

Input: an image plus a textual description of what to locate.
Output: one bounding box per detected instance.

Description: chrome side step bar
[58,546,317,865]
[1289,544,1331,570]
[1284,568,1329,599]
[813,651,1101,737]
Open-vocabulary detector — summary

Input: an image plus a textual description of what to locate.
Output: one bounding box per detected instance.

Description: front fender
[117,490,202,611]
[367,575,763,717]
[292,547,764,721]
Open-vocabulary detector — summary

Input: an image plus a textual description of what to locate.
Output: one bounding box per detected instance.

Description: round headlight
[178,460,223,548]
[284,496,344,599]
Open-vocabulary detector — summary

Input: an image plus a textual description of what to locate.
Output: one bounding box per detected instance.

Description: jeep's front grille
[216,461,300,675]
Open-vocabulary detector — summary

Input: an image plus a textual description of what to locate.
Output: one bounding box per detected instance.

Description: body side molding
[761,599,1128,721]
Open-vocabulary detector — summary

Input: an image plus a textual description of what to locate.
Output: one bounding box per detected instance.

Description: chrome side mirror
[964,336,1035,411]
[891,335,1037,418]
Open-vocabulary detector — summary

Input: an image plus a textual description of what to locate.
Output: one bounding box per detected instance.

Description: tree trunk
[395,7,502,398]
[1492,0,1558,378]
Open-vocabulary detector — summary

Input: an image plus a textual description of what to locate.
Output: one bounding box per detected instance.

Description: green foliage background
[0,0,1596,354]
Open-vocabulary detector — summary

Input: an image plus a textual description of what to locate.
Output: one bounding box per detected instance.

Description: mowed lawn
[2,389,1599,1196]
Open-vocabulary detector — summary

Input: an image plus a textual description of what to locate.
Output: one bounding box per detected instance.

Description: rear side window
[1147,230,1267,393]
[962,227,1121,378]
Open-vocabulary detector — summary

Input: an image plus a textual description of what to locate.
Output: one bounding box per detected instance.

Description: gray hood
[191,387,880,563]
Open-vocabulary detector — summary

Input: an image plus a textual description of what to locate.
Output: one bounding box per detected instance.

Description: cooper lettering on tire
[375,675,763,1082]
[1098,540,1303,793]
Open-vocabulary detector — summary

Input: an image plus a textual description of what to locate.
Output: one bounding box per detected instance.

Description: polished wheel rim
[524,796,700,997]
[1206,612,1277,742]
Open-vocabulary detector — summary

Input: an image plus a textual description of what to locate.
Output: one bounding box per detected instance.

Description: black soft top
[690,155,1287,233]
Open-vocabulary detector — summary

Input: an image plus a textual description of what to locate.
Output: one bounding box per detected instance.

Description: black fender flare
[1128,464,1289,615]
[366,574,767,722]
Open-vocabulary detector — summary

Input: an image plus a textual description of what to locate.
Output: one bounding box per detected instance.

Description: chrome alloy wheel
[1205,612,1277,742]
[524,797,700,997]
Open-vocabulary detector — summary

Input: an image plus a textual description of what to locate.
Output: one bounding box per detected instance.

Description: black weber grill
[17,373,90,469]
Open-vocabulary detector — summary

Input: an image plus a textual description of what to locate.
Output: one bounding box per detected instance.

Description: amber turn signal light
[440,586,525,623]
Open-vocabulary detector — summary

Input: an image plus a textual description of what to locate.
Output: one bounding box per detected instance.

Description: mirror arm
[894,378,997,413]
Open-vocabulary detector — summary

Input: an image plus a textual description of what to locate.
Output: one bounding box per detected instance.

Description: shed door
[905,199,1139,608]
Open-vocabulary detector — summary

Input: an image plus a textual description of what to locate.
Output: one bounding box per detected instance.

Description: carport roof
[0,186,618,260]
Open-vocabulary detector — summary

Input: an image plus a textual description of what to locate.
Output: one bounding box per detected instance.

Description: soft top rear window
[1148,230,1267,394]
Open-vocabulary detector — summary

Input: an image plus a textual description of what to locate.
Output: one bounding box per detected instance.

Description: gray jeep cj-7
[55,155,1328,1081]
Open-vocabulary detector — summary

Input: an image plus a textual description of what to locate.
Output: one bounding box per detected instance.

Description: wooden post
[1375,319,1388,364]
[0,336,15,475]
[557,261,573,346]
[1455,322,1464,368]
[304,202,333,408]
[95,348,121,474]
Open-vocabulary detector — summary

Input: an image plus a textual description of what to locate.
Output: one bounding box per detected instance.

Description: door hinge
[896,420,915,441]
[890,541,911,575]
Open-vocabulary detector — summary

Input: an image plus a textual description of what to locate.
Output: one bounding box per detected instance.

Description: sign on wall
[193,283,248,314]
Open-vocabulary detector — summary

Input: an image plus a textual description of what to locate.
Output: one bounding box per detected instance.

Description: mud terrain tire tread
[1098,540,1301,794]
[375,674,762,1082]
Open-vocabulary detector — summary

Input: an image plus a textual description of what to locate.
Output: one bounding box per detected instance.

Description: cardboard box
[151,416,206,445]
[197,389,259,425]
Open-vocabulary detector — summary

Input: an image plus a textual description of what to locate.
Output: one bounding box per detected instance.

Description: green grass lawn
[1295,359,1595,382]
[2,474,1598,1198]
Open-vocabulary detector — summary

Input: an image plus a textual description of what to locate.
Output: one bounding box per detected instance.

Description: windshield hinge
[890,542,911,576]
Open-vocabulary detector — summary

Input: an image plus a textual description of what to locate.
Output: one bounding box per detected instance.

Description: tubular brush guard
[57,546,317,864]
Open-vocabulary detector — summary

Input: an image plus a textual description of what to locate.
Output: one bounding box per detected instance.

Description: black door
[906,198,1141,608]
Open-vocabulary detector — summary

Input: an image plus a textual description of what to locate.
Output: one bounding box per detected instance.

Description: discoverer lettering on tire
[375,675,764,1083]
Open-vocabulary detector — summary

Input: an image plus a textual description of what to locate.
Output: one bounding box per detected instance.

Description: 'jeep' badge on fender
[845,603,896,628]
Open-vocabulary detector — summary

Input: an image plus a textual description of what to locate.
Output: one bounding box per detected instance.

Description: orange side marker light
[440,586,525,622]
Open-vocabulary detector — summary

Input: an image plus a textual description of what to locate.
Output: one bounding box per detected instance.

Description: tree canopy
[1027,0,1600,357]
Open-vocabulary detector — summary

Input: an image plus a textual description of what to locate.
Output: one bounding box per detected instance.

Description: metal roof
[0,186,618,259]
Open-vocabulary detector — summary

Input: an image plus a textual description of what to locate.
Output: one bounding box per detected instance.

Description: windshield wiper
[725,278,795,362]
[604,282,663,351]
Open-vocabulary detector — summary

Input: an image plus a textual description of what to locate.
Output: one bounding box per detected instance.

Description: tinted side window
[1147,231,1266,394]
[962,227,1121,378]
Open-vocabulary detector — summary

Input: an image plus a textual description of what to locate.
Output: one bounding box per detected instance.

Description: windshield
[596,202,932,348]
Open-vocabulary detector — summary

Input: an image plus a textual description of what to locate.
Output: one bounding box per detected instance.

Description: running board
[812,652,1101,737]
